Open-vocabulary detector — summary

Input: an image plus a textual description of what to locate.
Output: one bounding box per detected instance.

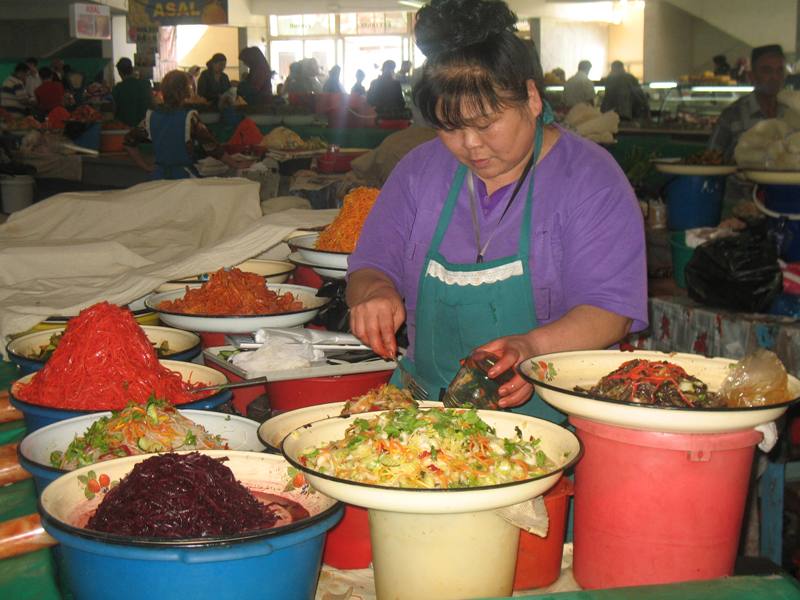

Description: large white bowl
[290,233,350,270]
[19,410,265,492]
[146,283,329,333]
[287,252,347,281]
[7,325,201,367]
[258,400,443,452]
[42,295,153,323]
[282,409,581,514]
[518,349,800,434]
[742,170,800,185]
[652,159,737,176]
[154,259,295,293]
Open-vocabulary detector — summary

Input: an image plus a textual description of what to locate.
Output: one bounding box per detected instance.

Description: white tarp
[0,177,336,353]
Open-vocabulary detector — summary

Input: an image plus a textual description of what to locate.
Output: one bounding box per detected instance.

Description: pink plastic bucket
[571,416,761,589]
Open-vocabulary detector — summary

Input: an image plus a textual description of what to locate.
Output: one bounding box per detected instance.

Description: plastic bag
[719,349,790,407]
[684,229,782,312]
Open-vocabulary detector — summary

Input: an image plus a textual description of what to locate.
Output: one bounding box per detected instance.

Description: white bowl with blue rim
[146,283,329,333]
[18,409,265,494]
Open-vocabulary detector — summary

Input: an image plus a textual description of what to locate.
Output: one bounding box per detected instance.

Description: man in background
[564,60,595,108]
[601,60,649,121]
[112,57,153,128]
[367,60,406,118]
[709,44,786,161]
[34,67,65,113]
[24,57,41,101]
[1,63,32,115]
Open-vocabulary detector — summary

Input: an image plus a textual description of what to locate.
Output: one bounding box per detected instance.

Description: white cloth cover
[0,177,335,353]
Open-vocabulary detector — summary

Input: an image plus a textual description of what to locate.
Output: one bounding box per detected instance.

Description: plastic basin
[39,451,343,600]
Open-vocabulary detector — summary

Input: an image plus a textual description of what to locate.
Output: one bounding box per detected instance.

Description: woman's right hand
[347,270,405,359]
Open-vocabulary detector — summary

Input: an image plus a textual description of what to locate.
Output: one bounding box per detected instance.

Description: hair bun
[415,0,518,58]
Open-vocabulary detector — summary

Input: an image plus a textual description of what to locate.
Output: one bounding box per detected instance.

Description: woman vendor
[238,47,273,106]
[346,0,648,420]
[197,53,231,107]
[124,70,250,180]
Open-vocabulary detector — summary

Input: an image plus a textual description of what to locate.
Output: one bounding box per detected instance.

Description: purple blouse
[348,126,648,358]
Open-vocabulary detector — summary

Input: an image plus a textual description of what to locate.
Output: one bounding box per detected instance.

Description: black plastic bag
[684,230,782,313]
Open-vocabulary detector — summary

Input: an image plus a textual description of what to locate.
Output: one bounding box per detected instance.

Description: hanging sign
[69,3,112,40]
[128,0,228,27]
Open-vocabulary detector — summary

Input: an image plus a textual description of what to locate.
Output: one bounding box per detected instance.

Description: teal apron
[392,114,565,423]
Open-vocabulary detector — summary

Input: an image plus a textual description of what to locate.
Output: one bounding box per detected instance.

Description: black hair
[39,67,53,79]
[13,62,29,76]
[578,60,592,72]
[116,57,133,77]
[207,53,226,68]
[25,57,38,66]
[751,44,784,67]
[413,0,544,130]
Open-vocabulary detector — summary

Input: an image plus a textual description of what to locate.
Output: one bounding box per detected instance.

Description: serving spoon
[190,376,269,394]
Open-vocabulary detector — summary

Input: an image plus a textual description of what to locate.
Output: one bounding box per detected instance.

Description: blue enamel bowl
[9,360,231,432]
[7,326,202,376]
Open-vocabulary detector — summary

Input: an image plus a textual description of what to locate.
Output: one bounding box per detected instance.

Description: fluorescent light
[398,0,424,8]
[649,81,678,89]
[546,85,564,92]
[691,85,754,93]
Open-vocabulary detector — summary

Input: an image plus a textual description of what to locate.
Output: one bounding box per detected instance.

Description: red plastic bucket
[267,370,393,413]
[513,476,573,590]
[323,505,371,569]
[571,416,761,589]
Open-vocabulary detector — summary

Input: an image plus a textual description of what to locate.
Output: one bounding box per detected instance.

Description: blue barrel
[762,184,800,261]
[665,175,725,230]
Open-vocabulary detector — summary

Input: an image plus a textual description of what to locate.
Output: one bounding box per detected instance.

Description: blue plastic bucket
[39,451,343,600]
[759,184,800,261]
[665,175,724,230]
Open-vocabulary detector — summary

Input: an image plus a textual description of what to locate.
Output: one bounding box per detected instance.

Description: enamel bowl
[290,233,350,270]
[518,349,800,434]
[154,259,295,293]
[258,400,444,453]
[7,325,202,375]
[19,410,265,494]
[146,283,329,333]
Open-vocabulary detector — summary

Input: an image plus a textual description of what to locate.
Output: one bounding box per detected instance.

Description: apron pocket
[438,298,503,355]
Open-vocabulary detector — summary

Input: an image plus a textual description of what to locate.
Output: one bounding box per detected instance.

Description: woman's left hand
[476,335,536,409]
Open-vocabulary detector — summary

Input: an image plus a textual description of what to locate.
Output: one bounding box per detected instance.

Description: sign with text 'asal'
[128,0,228,27]
[69,3,112,40]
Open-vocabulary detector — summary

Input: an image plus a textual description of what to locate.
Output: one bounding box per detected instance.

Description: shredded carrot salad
[15,302,211,410]
[157,267,303,316]
[315,187,380,253]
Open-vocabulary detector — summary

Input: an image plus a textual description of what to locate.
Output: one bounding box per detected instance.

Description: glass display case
[645,83,753,130]
[544,82,753,133]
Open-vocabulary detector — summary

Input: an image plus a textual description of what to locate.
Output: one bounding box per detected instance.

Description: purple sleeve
[560,181,648,333]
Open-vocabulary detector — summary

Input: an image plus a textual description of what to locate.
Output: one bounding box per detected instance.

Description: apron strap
[428,165,467,256]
